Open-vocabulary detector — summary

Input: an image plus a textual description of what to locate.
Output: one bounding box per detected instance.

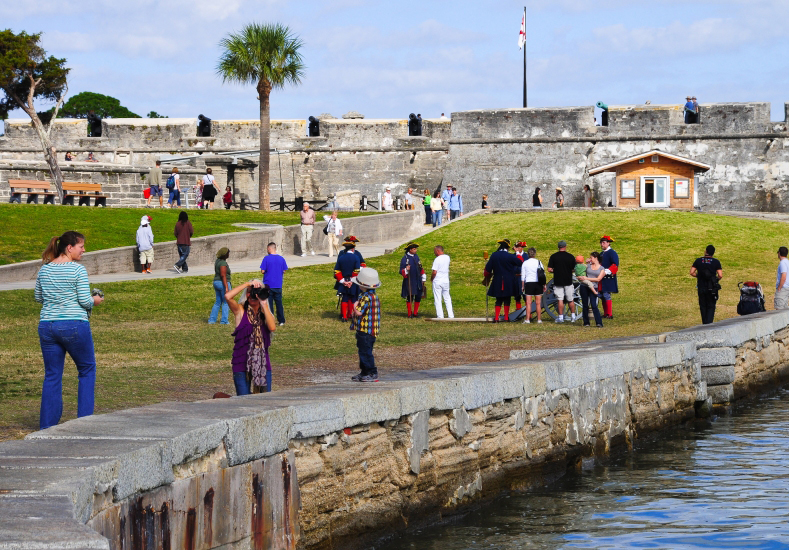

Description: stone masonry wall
[4,310,789,549]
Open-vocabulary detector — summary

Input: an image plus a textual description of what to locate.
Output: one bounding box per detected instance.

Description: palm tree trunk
[258,81,272,211]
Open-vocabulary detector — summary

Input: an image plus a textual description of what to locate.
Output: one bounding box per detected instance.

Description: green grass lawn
[0,204,371,265]
[0,210,784,440]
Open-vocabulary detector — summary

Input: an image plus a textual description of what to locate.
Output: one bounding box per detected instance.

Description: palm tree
[217,23,304,211]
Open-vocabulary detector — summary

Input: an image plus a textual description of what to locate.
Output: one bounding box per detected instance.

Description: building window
[674,179,690,198]
[652,155,659,163]
[639,158,645,164]
[621,179,636,198]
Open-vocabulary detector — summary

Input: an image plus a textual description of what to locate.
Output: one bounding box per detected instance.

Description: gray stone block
[707,383,734,404]
[697,347,736,366]
[701,365,736,386]
[655,344,683,368]
[0,496,109,549]
[223,407,294,466]
[594,353,626,380]
[694,380,708,402]
[520,363,547,397]
[340,387,402,427]
[407,411,429,474]
[460,368,524,409]
[449,408,472,439]
[544,358,596,391]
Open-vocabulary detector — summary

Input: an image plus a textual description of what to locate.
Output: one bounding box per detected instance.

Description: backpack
[166,174,176,190]
[737,281,765,316]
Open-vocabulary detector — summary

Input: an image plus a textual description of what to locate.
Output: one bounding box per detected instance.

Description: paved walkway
[0,222,453,291]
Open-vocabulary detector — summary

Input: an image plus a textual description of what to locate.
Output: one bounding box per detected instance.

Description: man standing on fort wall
[599,236,619,319]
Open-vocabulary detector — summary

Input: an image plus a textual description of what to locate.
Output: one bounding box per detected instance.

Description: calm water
[382,389,789,549]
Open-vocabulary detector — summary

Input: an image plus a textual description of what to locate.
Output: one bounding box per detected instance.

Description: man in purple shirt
[260,242,289,326]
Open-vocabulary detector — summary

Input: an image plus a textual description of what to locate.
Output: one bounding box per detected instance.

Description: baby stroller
[737,281,765,315]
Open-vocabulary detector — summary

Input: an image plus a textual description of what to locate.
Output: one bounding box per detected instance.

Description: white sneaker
[300,253,306,257]
[537,319,542,324]
[555,316,563,323]
[311,251,315,255]
[571,313,578,322]
[523,319,530,324]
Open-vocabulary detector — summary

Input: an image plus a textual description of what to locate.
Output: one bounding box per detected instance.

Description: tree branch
[26,72,37,112]
[46,83,68,138]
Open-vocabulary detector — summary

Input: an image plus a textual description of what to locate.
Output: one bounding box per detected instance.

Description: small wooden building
[589,150,710,209]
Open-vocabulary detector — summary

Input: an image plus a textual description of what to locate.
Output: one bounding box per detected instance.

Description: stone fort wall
[2,101,789,211]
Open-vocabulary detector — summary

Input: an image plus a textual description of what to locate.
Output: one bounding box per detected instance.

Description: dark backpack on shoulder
[737,281,765,315]
[166,174,176,190]
[537,261,547,285]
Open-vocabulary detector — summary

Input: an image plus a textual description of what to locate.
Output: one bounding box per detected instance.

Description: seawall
[2,310,789,549]
[0,209,424,283]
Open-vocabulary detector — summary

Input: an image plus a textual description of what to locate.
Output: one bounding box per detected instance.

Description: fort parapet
[2,102,788,211]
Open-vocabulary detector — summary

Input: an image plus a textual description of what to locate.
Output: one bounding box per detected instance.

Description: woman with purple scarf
[226,280,277,395]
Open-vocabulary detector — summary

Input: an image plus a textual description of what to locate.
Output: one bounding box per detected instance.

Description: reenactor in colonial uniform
[400,242,425,318]
[334,236,366,321]
[599,235,620,319]
[484,238,522,322]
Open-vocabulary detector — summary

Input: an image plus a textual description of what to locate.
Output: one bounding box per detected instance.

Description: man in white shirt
[776,247,789,309]
[382,187,394,211]
[431,245,454,319]
[324,211,343,258]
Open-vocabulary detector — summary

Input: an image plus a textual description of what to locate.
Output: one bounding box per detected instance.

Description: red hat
[575,255,585,263]
[343,236,360,246]
[600,235,614,242]
[515,241,527,248]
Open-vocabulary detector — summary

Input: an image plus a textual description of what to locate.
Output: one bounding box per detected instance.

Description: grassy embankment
[0,204,372,265]
[0,210,784,440]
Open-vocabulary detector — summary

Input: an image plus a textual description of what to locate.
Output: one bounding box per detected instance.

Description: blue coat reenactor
[484,239,522,322]
[400,242,425,318]
[334,236,366,321]
[599,235,619,319]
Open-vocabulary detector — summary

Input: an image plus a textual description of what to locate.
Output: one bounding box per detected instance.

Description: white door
[640,176,669,207]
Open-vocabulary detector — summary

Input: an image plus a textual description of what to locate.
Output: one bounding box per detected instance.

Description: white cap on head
[140,215,150,226]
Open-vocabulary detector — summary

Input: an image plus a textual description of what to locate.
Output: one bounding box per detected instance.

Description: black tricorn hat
[497,238,511,248]
[404,242,420,250]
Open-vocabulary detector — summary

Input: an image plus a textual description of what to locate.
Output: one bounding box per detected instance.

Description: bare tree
[0,30,70,203]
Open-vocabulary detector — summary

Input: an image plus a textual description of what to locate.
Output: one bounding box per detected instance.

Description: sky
[2,0,788,123]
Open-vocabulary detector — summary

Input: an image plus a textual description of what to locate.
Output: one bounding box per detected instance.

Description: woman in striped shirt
[35,231,104,430]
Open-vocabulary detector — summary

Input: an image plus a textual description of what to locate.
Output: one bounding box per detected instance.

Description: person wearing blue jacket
[484,239,522,322]
[449,188,463,220]
[599,235,620,319]
[400,242,425,318]
[334,236,365,321]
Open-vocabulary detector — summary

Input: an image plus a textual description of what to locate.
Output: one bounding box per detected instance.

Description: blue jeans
[233,370,272,395]
[356,331,377,375]
[209,280,231,324]
[168,189,181,206]
[38,320,96,430]
[175,244,190,271]
[432,211,442,227]
[580,286,603,327]
[268,288,285,324]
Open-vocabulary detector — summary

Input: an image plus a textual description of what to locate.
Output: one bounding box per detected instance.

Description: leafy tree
[57,91,140,119]
[146,111,168,118]
[0,29,69,202]
[217,23,304,210]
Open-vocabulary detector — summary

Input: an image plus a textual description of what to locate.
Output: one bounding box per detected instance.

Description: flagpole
[523,6,527,108]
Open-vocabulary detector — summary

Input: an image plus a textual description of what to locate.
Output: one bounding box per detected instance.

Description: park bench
[8,180,56,204]
[62,182,107,206]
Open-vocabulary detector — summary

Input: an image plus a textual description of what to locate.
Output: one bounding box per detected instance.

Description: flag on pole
[518,11,526,50]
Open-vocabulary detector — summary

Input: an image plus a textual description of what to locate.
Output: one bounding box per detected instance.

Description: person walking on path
[583,185,592,207]
[334,236,365,321]
[422,189,432,225]
[548,240,578,323]
[173,211,193,274]
[431,245,454,319]
[690,244,723,325]
[430,190,444,227]
[147,160,163,208]
[299,201,316,256]
[210,247,232,324]
[226,280,277,395]
[554,187,564,208]
[382,187,394,211]
[223,186,233,209]
[259,242,288,326]
[405,188,414,210]
[400,242,426,318]
[166,167,181,208]
[441,185,453,223]
[577,251,605,328]
[599,235,620,319]
[136,215,154,274]
[532,187,542,208]
[776,247,789,310]
[35,231,104,430]
[449,187,463,220]
[201,168,219,209]
[484,238,521,322]
[521,247,545,324]
[350,267,381,383]
[325,211,343,258]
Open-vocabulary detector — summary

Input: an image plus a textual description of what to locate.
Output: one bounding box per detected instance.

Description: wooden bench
[8,180,56,204]
[62,182,107,207]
